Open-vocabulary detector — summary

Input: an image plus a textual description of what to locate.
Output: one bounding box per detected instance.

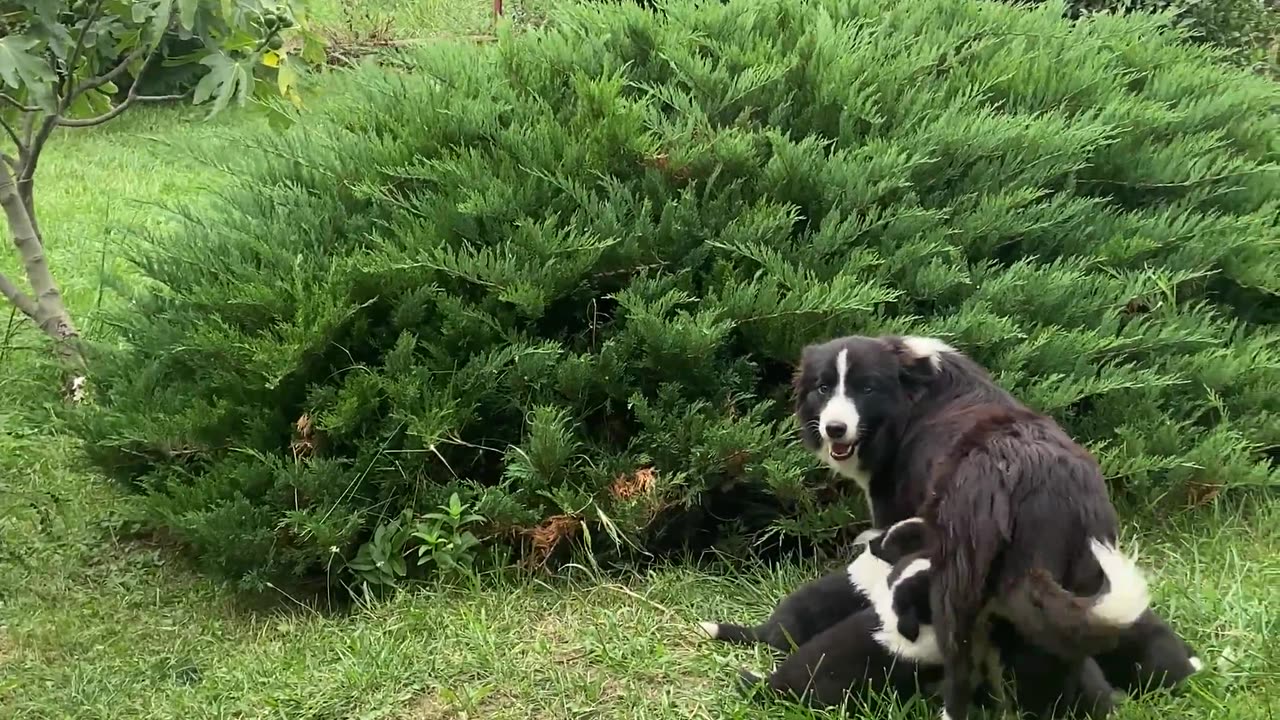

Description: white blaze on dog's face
[793,335,955,489]
[819,348,861,466]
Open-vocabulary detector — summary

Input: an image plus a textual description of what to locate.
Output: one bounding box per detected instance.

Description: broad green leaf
[0,36,41,90]
[232,62,254,109]
[300,31,328,66]
[192,52,234,105]
[151,0,175,41]
[0,36,59,112]
[178,0,199,32]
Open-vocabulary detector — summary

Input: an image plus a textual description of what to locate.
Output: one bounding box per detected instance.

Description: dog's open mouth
[829,442,856,461]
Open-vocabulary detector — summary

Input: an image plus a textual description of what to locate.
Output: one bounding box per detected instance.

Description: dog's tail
[698,621,760,645]
[1001,539,1150,658]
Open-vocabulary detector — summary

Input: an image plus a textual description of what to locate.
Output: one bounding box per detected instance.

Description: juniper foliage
[74,0,1280,589]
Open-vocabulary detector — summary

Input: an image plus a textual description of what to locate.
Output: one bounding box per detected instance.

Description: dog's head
[866,517,934,565]
[792,335,954,475]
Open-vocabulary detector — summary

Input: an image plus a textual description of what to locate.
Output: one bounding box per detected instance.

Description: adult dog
[793,335,1140,720]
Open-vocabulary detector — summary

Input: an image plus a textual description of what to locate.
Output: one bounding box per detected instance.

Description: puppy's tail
[1002,539,1150,658]
[698,621,760,645]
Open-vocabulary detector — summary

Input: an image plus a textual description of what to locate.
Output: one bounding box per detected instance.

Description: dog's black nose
[824,421,848,439]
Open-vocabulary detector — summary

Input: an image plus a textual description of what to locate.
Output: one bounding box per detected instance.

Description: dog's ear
[791,344,818,405]
[884,335,953,386]
[893,597,922,642]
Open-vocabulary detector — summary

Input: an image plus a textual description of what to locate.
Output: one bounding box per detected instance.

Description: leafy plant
[413,493,488,583]
[0,0,322,385]
[347,508,414,588]
[73,0,1280,592]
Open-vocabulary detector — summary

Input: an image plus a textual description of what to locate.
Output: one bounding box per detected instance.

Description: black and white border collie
[699,518,932,653]
[792,335,1162,720]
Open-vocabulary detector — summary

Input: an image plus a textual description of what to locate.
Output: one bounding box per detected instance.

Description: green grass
[1,1,1278,718]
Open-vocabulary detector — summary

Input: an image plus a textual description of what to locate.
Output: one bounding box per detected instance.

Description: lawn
[1,2,1278,718]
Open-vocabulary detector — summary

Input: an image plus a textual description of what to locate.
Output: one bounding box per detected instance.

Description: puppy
[989,617,1117,720]
[1093,609,1203,696]
[736,551,944,710]
[792,335,1146,720]
[700,518,930,653]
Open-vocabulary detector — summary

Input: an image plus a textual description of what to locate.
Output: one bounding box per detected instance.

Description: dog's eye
[859,384,875,394]
[817,384,831,396]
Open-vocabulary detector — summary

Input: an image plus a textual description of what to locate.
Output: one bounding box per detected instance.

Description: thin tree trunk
[0,158,82,367]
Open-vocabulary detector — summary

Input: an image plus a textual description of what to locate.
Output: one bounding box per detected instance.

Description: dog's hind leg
[927,457,1013,720]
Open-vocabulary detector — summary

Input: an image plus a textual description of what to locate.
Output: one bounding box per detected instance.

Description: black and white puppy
[792,335,1148,720]
[736,550,945,710]
[699,518,931,653]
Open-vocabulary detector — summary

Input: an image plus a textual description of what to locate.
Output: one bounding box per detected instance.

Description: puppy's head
[849,517,934,596]
[793,335,954,474]
[1136,619,1204,690]
[867,517,934,565]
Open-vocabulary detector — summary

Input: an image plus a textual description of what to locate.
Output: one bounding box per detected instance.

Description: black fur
[793,335,1132,720]
[1093,609,1202,696]
[990,617,1117,720]
[735,608,945,710]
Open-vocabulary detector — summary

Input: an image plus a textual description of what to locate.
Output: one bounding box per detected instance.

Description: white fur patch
[817,347,872,490]
[881,517,925,548]
[900,335,955,371]
[1087,539,1150,627]
[697,621,720,639]
[847,544,893,595]
[853,528,883,546]
[818,349,861,442]
[870,557,943,664]
[941,710,953,720]
[1189,656,1204,673]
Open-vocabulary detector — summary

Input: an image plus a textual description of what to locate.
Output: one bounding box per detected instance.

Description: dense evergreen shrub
[1045,0,1280,72]
[74,0,1280,590]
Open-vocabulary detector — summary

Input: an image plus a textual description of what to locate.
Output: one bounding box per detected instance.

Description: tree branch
[68,2,176,104]
[0,148,77,345]
[0,93,39,113]
[70,43,149,101]
[0,114,22,155]
[57,93,188,128]
[62,0,110,99]
[0,270,39,322]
